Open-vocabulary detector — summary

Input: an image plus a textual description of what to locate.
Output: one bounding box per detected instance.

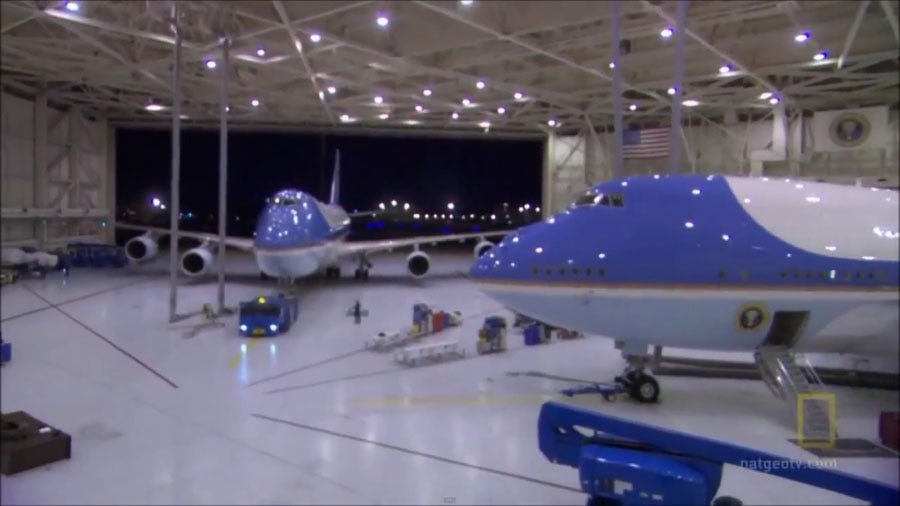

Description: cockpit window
[574,190,604,206]
[573,190,624,208]
[273,197,299,206]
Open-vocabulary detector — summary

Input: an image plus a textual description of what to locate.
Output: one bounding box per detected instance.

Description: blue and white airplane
[471,174,899,400]
[119,152,505,281]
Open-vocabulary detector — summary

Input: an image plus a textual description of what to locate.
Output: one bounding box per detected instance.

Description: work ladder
[754,345,834,442]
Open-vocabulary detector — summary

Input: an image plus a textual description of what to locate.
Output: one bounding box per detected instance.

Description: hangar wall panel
[545,112,898,212]
[1,91,111,248]
[1,93,36,242]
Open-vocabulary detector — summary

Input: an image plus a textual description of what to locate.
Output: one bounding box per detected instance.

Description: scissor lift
[538,401,899,506]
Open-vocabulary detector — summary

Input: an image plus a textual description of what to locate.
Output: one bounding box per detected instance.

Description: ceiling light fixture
[759,92,773,100]
[547,119,557,127]
[497,107,505,114]
[460,0,474,5]
[310,33,322,43]
[794,31,811,43]
[378,113,389,120]
[327,86,337,94]
[462,98,471,106]
[475,80,485,89]
[660,26,674,38]
[513,91,524,100]
[813,50,828,61]
[65,1,80,12]
[478,121,490,129]
[205,59,217,69]
[682,99,699,107]
[145,103,165,112]
[423,88,432,96]
[251,99,260,107]
[667,87,676,95]
[629,104,638,111]
[415,104,424,112]
[769,97,780,105]
[256,47,266,57]
[718,64,732,74]
[376,14,389,28]
[451,112,459,119]
[374,95,383,104]
[340,114,351,122]
[609,61,616,69]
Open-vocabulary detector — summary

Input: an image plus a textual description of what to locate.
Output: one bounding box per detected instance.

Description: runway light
[813,51,828,61]
[376,14,389,28]
[759,92,773,100]
[378,113,389,120]
[629,104,637,111]
[423,88,432,96]
[794,31,811,43]
[65,1,80,12]
[256,47,266,57]
[514,91,524,100]
[251,98,260,107]
[205,59,217,69]
[327,86,337,94]
[718,64,732,74]
[660,26,674,38]
[497,107,505,114]
[451,112,459,119]
[310,33,322,43]
[682,99,700,107]
[476,80,485,89]
[374,95,383,104]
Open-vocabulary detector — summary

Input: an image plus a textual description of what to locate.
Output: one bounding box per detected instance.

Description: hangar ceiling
[1,0,897,135]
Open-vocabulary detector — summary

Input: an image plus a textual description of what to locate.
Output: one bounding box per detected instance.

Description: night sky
[116,129,543,222]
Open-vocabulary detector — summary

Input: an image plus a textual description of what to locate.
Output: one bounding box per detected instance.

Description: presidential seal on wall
[735,303,769,331]
[829,111,870,148]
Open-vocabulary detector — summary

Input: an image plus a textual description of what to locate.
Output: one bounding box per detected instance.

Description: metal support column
[169,2,183,323]
[610,0,624,179]
[217,36,230,314]
[542,131,555,218]
[33,91,48,248]
[668,1,689,174]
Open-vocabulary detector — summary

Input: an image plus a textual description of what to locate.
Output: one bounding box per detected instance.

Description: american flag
[622,127,670,158]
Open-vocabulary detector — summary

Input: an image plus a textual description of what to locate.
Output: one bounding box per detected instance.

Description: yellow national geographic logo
[829,112,870,148]
[735,302,769,331]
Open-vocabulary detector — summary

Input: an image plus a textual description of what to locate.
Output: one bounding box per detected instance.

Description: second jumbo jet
[119,152,506,281]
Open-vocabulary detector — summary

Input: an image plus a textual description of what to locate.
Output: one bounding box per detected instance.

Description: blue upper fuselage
[470,174,899,289]
[254,190,349,250]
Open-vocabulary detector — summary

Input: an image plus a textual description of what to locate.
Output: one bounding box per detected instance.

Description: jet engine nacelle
[474,240,494,259]
[406,251,431,278]
[124,234,159,263]
[180,246,215,277]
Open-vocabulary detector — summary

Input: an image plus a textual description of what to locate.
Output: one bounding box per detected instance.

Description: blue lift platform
[538,401,899,506]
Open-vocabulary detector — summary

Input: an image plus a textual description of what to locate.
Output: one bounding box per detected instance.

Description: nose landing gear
[615,368,660,403]
[353,254,372,281]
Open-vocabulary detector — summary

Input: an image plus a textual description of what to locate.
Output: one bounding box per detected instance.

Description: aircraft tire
[629,374,660,403]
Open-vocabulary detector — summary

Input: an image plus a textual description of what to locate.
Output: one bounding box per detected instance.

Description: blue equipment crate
[1,341,11,364]
[524,323,543,345]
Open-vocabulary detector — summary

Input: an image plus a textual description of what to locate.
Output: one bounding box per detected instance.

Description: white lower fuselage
[254,242,340,278]
[479,283,899,357]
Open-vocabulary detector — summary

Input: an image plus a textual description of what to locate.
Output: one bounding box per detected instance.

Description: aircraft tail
[329,149,341,205]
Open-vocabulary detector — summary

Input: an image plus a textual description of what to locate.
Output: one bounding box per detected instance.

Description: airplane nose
[469,226,535,281]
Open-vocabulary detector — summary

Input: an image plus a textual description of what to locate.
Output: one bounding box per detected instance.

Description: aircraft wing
[337,230,512,257]
[116,223,255,251]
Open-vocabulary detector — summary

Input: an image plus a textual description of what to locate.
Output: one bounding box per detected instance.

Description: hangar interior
[1,1,898,505]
